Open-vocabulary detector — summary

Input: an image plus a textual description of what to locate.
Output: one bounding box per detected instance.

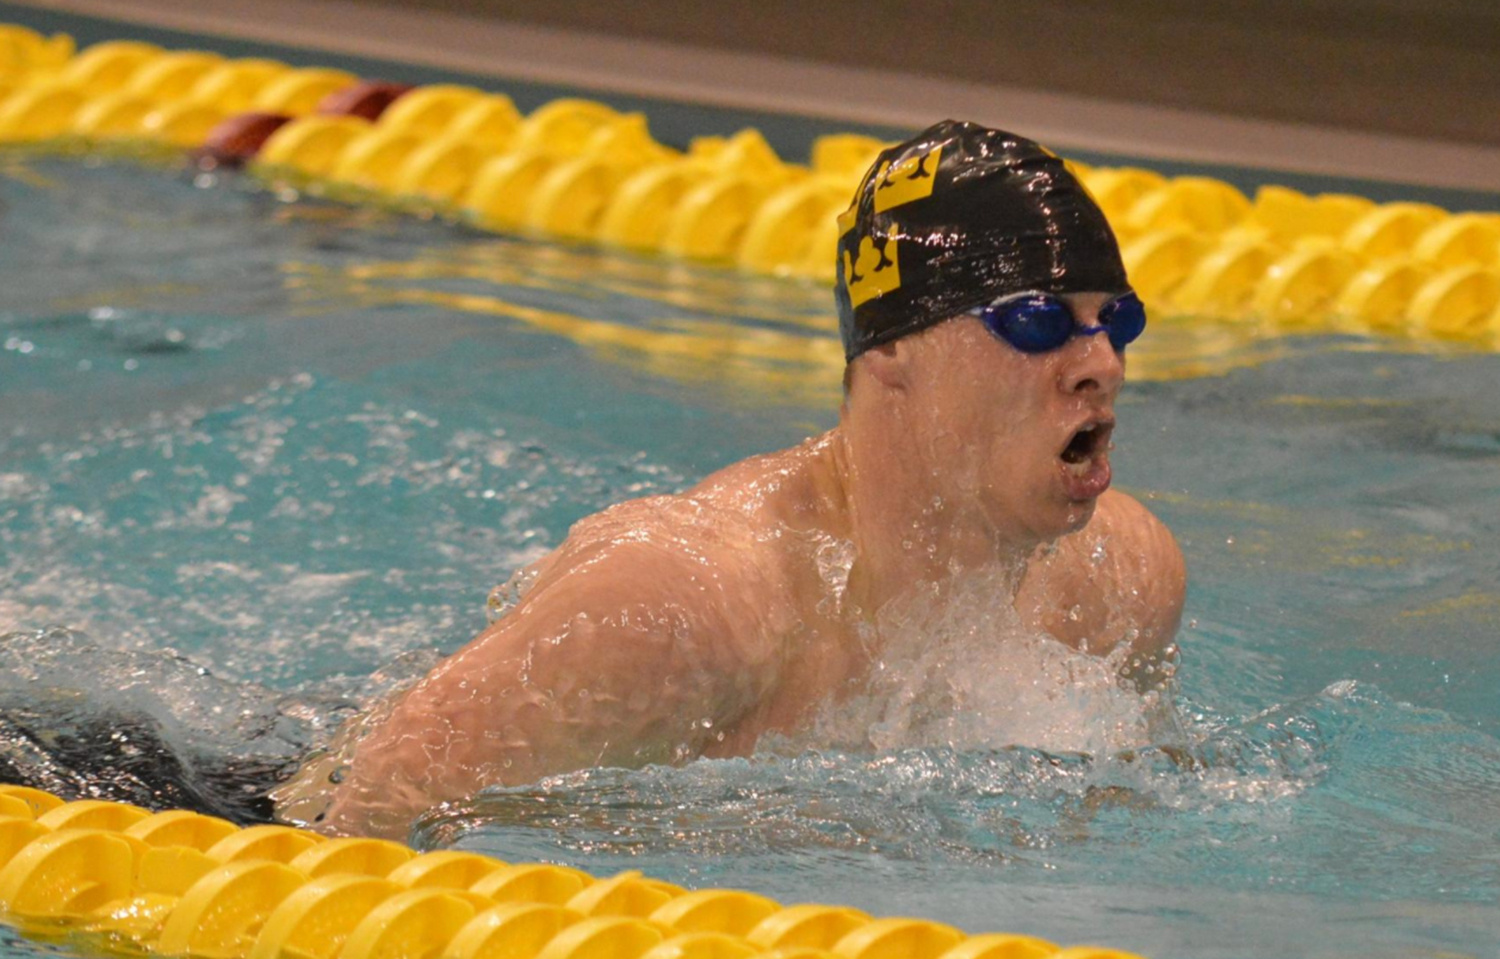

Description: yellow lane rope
[0,787,1141,959]
[2,25,1498,350]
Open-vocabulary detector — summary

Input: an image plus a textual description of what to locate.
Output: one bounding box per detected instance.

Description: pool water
[2,157,1498,959]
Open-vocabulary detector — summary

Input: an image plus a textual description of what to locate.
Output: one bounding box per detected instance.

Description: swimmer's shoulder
[555,430,830,544]
[1093,490,1183,566]
[684,431,841,518]
[519,433,841,659]
[1029,490,1185,656]
[500,491,788,683]
[543,433,838,609]
[670,431,849,609]
[1089,489,1187,652]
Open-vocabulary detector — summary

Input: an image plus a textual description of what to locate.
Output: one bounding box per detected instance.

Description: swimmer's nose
[1059,329,1125,397]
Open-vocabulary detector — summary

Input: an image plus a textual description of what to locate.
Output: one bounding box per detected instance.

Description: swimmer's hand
[294,503,780,839]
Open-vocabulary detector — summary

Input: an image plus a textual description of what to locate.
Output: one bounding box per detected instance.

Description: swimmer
[276,120,1187,839]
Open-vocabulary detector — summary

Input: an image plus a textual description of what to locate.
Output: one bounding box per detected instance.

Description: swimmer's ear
[857,341,909,391]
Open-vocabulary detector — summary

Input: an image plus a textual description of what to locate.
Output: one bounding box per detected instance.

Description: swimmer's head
[834,120,1128,362]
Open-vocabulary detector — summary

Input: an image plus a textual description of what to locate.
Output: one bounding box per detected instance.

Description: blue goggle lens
[1098,292,1147,350]
[983,294,1077,354]
[977,291,1147,354]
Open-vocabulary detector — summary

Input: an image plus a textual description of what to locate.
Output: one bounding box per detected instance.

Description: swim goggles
[969,290,1147,354]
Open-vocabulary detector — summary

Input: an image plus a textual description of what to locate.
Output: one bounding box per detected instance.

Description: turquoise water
[1,158,1498,958]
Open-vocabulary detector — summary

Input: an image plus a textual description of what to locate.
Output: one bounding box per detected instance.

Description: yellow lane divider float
[2,24,1499,347]
[0,786,1139,959]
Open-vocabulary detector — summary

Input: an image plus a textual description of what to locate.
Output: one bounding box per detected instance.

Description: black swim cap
[834,120,1129,361]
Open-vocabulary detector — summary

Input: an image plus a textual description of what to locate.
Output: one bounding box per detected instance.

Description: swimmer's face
[896,291,1125,544]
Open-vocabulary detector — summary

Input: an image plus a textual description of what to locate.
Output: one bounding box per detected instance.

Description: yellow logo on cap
[836,202,859,238]
[873,144,942,213]
[842,235,900,307]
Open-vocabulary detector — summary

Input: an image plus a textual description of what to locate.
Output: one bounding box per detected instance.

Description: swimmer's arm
[314,534,779,839]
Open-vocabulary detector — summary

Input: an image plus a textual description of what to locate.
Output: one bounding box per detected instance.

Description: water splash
[413,679,1500,911]
[0,624,445,820]
[788,566,1176,757]
[0,625,310,818]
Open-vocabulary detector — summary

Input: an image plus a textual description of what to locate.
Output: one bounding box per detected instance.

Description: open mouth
[1060,420,1114,465]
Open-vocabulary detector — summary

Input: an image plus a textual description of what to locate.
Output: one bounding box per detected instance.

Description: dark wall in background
[382,0,1500,148]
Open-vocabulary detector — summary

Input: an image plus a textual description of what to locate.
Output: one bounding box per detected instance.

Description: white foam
[796,566,1163,757]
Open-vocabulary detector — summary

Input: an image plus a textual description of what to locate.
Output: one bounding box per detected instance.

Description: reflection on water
[279,231,1448,407]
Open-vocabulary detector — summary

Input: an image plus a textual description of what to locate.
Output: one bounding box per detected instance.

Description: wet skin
[277,292,1187,839]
